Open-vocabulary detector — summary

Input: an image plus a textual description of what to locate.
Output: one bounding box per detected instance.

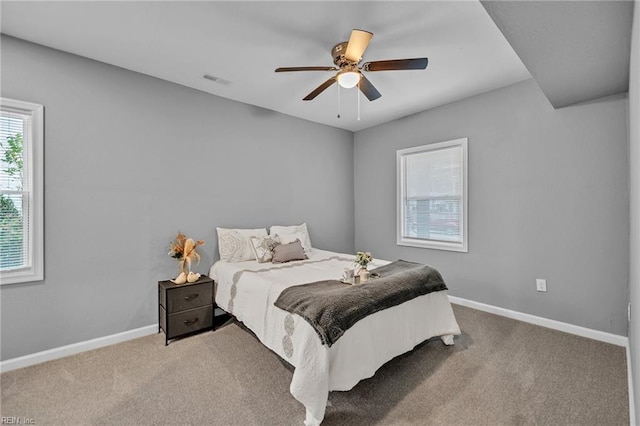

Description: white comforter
[209,249,461,425]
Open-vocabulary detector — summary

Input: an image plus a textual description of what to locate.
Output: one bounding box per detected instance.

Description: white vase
[359,266,370,282]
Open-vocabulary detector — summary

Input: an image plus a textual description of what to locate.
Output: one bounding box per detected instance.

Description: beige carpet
[1,305,629,425]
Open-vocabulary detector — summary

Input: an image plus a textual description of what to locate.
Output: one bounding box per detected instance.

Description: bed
[209,248,461,425]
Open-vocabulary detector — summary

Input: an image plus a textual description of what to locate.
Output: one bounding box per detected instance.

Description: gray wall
[0,32,632,362]
[354,78,629,336]
[0,36,354,361]
[627,0,639,422]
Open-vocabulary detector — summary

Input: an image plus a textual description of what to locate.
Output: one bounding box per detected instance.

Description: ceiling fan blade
[344,29,373,62]
[303,77,337,101]
[363,58,429,72]
[358,75,382,101]
[275,66,337,72]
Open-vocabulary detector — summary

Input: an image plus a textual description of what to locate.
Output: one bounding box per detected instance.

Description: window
[397,138,468,252]
[1,98,43,284]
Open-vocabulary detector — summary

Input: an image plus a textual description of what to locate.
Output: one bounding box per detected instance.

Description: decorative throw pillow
[271,239,308,263]
[269,223,313,254]
[217,227,267,262]
[249,234,281,263]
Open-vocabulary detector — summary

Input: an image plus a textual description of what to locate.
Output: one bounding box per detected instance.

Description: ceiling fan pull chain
[357,80,361,121]
[337,83,341,118]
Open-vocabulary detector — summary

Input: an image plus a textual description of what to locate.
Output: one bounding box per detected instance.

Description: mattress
[210,249,461,425]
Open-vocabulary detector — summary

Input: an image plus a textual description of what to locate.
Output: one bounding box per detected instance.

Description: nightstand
[158,275,214,345]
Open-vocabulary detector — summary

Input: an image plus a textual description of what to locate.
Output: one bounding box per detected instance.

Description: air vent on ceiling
[203,74,231,86]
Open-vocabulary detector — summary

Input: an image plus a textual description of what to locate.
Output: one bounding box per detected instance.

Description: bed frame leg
[441,334,455,346]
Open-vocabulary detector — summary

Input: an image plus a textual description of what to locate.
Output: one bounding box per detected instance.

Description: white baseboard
[448,295,628,347]
[0,324,158,373]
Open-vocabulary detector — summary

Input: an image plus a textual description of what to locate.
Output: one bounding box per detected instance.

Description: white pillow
[217,227,267,262]
[277,232,305,245]
[270,223,312,254]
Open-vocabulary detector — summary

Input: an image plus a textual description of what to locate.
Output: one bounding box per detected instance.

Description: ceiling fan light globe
[337,71,361,89]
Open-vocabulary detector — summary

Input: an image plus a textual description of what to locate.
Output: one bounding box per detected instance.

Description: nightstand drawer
[166,282,213,312]
[165,305,213,339]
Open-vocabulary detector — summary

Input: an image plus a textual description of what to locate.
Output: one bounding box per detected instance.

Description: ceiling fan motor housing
[332,42,360,68]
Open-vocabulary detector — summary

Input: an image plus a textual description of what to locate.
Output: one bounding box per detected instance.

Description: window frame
[396,138,468,253]
[0,97,44,285]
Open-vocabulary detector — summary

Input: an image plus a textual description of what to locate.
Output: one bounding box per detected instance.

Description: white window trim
[0,97,44,285]
[397,138,468,253]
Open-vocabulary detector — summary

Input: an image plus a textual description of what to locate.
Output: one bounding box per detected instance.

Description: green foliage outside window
[0,133,24,269]
[3,133,23,186]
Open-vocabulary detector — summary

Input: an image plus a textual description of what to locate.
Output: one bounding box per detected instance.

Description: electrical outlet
[536,279,547,292]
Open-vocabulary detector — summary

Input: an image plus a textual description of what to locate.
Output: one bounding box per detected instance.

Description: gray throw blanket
[273,260,448,347]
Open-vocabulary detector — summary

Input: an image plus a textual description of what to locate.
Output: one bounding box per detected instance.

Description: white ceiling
[482,0,633,109]
[0,1,532,132]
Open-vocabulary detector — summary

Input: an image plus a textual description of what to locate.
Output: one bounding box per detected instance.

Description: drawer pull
[184,293,199,301]
[183,318,199,326]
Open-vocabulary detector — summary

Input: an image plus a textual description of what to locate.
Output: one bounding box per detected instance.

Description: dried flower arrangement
[169,232,205,278]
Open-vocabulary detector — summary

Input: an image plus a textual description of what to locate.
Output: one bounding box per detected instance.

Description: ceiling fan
[275,29,428,102]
